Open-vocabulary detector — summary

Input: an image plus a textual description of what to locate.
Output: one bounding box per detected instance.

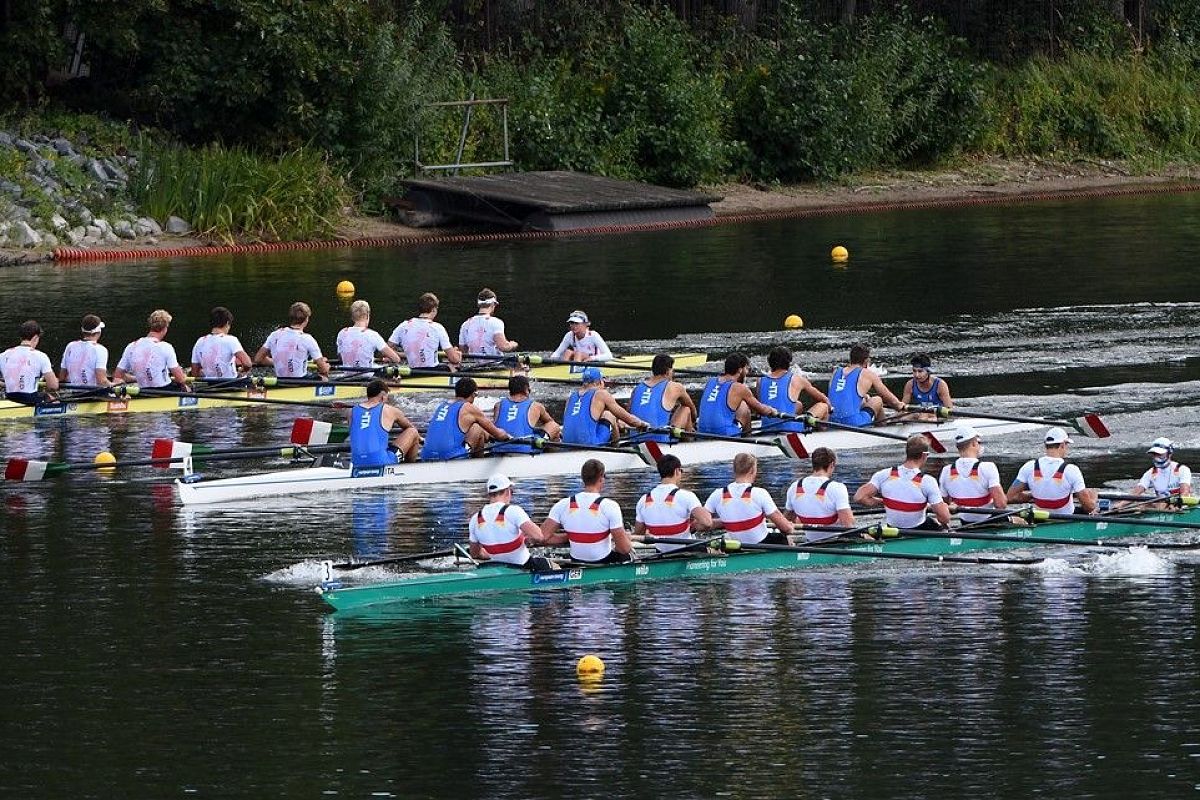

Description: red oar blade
[1075,413,1111,439]
[150,439,193,467]
[634,440,666,464]
[4,458,50,481]
[922,432,947,454]
[781,432,809,459]
[292,417,334,446]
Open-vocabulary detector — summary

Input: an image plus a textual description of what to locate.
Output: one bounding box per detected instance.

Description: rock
[102,160,128,183]
[42,233,58,248]
[14,138,39,155]
[86,159,108,183]
[51,138,76,157]
[0,180,22,198]
[50,213,68,231]
[73,206,94,226]
[85,224,102,239]
[134,216,162,236]
[113,220,135,239]
[165,215,191,234]
[0,132,12,147]
[66,226,86,245]
[81,236,99,246]
[11,221,42,247]
[102,230,119,244]
[92,217,112,236]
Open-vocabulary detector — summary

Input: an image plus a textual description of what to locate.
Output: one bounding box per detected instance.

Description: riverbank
[3,156,1197,266]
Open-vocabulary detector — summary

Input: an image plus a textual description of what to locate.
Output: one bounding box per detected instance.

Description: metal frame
[414,97,512,174]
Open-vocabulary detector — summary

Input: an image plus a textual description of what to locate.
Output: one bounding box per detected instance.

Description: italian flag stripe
[291,418,333,445]
[4,458,49,481]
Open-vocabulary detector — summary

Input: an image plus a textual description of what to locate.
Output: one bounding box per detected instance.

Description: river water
[2,193,1200,798]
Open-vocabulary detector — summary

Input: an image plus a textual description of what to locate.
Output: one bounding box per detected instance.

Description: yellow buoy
[831,245,849,262]
[335,279,356,295]
[576,654,605,678]
[94,451,117,475]
[783,314,804,330]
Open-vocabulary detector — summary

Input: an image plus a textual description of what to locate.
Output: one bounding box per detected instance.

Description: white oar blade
[1074,413,1111,438]
[3,458,49,481]
[291,417,333,446]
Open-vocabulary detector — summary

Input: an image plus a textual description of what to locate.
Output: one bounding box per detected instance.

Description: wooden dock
[399,170,721,231]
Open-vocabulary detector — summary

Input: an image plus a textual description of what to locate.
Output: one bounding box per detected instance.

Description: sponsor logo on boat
[248,389,266,399]
[315,385,336,397]
[351,466,385,478]
[796,553,810,561]
[178,396,199,408]
[106,400,129,412]
[532,571,568,585]
[949,537,962,546]
[568,364,584,374]
[685,558,726,571]
[34,404,67,416]
[635,565,649,576]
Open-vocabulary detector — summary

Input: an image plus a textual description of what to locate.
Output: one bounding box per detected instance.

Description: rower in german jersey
[938,426,1007,523]
[389,292,461,370]
[828,343,903,427]
[551,309,612,362]
[633,455,714,552]
[419,377,512,460]
[468,474,550,568]
[459,288,519,357]
[349,378,421,465]
[562,367,649,446]
[854,435,952,530]
[1,320,58,404]
[704,453,794,545]
[756,346,831,433]
[901,353,953,419]
[337,300,401,369]
[697,352,781,436]
[1122,437,1194,507]
[491,375,561,454]
[1008,426,1097,515]
[113,309,192,391]
[59,314,110,390]
[541,458,633,563]
[191,306,252,380]
[784,447,855,539]
[628,353,698,442]
[254,301,330,380]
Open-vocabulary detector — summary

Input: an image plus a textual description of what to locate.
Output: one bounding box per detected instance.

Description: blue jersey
[628,380,671,443]
[420,400,470,460]
[349,403,396,467]
[698,377,741,436]
[493,397,536,454]
[911,377,942,407]
[829,366,873,427]
[757,373,805,433]
[563,389,611,446]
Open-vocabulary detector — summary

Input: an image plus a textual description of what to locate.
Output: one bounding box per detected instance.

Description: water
[3,192,1200,797]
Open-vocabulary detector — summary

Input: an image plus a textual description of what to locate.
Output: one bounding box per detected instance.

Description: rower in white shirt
[541,459,634,564]
[938,426,1008,523]
[337,300,401,369]
[854,436,952,530]
[1,320,59,404]
[389,292,462,370]
[784,447,855,540]
[1123,437,1194,508]
[704,453,794,545]
[551,310,612,362]
[468,474,550,569]
[1008,426,1098,515]
[59,314,110,389]
[254,301,330,380]
[113,309,192,391]
[191,306,252,380]
[633,455,714,552]
[459,288,519,357]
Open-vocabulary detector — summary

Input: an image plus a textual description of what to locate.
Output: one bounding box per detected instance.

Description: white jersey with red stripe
[939,458,1002,523]
[191,333,246,379]
[458,314,506,356]
[116,337,180,388]
[548,491,623,562]
[704,481,778,544]
[869,465,943,529]
[785,475,850,527]
[60,340,109,386]
[336,326,388,369]
[1137,461,1193,496]
[0,345,53,393]
[636,483,701,552]
[468,501,532,565]
[263,327,322,378]
[1015,456,1085,514]
[390,317,452,368]
[550,329,612,361]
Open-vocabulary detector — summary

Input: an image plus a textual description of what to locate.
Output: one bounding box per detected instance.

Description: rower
[901,353,953,418]
[349,378,420,465]
[938,426,1007,523]
[756,346,831,433]
[492,375,561,454]
[562,366,649,446]
[1123,437,1193,507]
[854,435,952,530]
[337,300,401,369]
[419,377,512,460]
[459,288,519,356]
[697,352,780,436]
[113,309,192,391]
[633,454,714,552]
[1007,426,1097,515]
[190,306,252,380]
[253,301,330,380]
[703,452,794,545]
[551,309,612,362]
[784,447,855,540]
[58,314,110,390]
[541,458,633,563]
[1,320,58,405]
[628,353,698,443]
[389,292,461,370]
[829,343,903,426]
[468,474,550,568]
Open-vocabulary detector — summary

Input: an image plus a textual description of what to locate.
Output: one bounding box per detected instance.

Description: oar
[656,535,1043,566]
[530,437,655,464]
[147,438,348,468]
[3,443,347,481]
[1028,508,1200,531]
[781,412,946,453]
[633,533,728,561]
[870,522,1200,551]
[328,548,458,571]
[908,404,1111,439]
[519,354,733,378]
[641,426,809,459]
[123,385,360,410]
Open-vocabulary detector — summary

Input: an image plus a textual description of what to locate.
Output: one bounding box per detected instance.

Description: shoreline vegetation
[4,2,1200,264]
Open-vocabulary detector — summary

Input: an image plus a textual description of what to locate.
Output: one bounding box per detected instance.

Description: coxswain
[349,378,421,465]
[628,353,698,442]
[492,374,561,454]
[58,314,110,390]
[113,309,192,391]
[468,474,550,568]
[0,320,59,404]
[854,435,952,530]
[419,377,512,460]
[190,306,252,380]
[901,352,953,420]
[253,301,330,380]
[1123,437,1193,507]
[784,447,855,540]
[828,343,904,426]
[541,458,633,563]
[938,426,1007,523]
[389,292,461,370]
[697,353,781,436]
[562,366,649,446]
[633,454,714,552]
[459,288,519,357]
[550,310,612,362]
[337,300,401,369]
[756,346,831,433]
[1007,426,1097,514]
[703,452,794,545]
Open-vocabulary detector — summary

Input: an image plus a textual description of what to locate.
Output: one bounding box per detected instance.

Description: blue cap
[580,366,603,383]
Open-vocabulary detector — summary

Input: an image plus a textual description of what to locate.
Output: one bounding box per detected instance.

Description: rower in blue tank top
[563,367,650,446]
[698,353,781,436]
[756,347,832,433]
[348,379,422,465]
[420,377,515,460]
[627,354,699,443]
[828,343,904,427]
[902,352,953,413]
[493,375,562,454]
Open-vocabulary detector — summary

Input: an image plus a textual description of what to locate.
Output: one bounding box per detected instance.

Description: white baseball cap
[486,473,512,493]
[566,310,589,324]
[1044,426,1073,445]
[954,425,980,445]
[1148,437,1173,455]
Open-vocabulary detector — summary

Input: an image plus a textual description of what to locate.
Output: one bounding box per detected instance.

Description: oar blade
[292,417,334,446]
[633,440,666,465]
[922,431,946,454]
[150,439,192,468]
[1074,413,1111,439]
[779,432,809,459]
[4,458,51,481]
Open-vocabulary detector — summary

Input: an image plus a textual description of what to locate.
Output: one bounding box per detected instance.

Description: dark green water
[3,193,1200,798]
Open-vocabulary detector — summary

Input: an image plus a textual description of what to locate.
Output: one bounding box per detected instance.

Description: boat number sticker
[178,396,199,407]
[106,400,129,412]
[796,553,810,561]
[950,538,962,546]
[315,385,336,397]
[568,569,582,580]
